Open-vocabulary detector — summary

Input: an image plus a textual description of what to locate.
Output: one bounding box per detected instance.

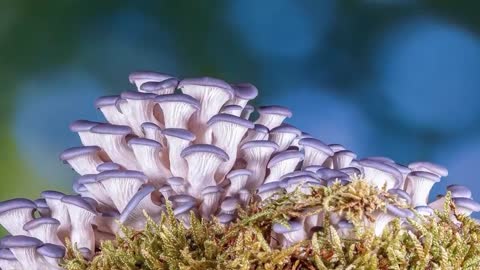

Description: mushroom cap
[162,128,196,141]
[95,95,120,108]
[180,144,229,161]
[298,138,334,156]
[90,124,132,135]
[173,202,196,216]
[335,150,357,159]
[243,104,255,114]
[167,177,185,186]
[241,140,279,151]
[23,217,60,231]
[78,247,92,259]
[77,174,97,185]
[407,171,441,183]
[221,105,243,113]
[267,150,304,168]
[141,122,162,132]
[34,198,48,209]
[270,124,302,136]
[316,168,348,180]
[257,182,282,194]
[328,144,346,152]
[408,161,448,177]
[453,198,480,212]
[0,235,43,248]
[60,146,101,161]
[119,185,157,223]
[272,220,303,234]
[226,169,253,179]
[60,195,96,214]
[231,83,258,99]
[253,124,270,134]
[169,194,197,204]
[216,213,235,224]
[73,181,87,194]
[221,198,239,212]
[69,120,101,132]
[388,189,411,204]
[96,170,148,183]
[127,137,162,149]
[201,185,224,195]
[359,160,403,184]
[257,105,292,117]
[97,162,123,172]
[120,91,156,101]
[0,198,36,214]
[0,248,16,260]
[128,71,173,83]
[140,78,179,92]
[178,77,234,94]
[386,205,412,218]
[41,191,65,200]
[207,114,255,129]
[36,244,66,258]
[447,185,472,198]
[339,167,362,176]
[388,163,412,175]
[154,93,200,108]
[415,206,434,216]
[364,156,395,164]
[280,171,318,182]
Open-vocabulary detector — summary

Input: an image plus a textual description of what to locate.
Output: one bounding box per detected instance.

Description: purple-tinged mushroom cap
[388,189,411,205]
[231,83,258,100]
[118,184,159,224]
[23,218,60,231]
[154,93,200,109]
[178,77,234,95]
[36,243,65,258]
[0,248,16,260]
[270,124,302,136]
[363,156,395,164]
[162,128,196,141]
[453,198,480,212]
[95,95,121,109]
[257,106,292,117]
[408,161,448,177]
[267,150,304,168]
[60,146,101,162]
[129,71,173,83]
[207,113,255,129]
[90,124,132,135]
[69,120,101,132]
[120,91,156,101]
[96,170,148,183]
[299,138,334,156]
[127,137,162,149]
[61,196,96,214]
[97,162,123,172]
[0,198,36,214]
[0,235,43,248]
[241,140,279,151]
[40,191,65,200]
[447,185,472,198]
[140,77,179,92]
[180,144,229,162]
[272,220,303,234]
[415,206,434,216]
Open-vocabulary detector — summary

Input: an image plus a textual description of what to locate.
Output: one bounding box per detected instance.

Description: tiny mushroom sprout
[1,70,479,268]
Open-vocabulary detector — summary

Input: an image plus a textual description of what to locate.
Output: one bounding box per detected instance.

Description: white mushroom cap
[154,93,200,129]
[228,83,258,108]
[225,169,252,196]
[220,104,243,116]
[141,122,164,143]
[199,186,224,218]
[240,140,279,190]
[167,177,189,195]
[23,218,63,246]
[77,174,116,211]
[358,160,402,190]
[272,220,306,247]
[119,185,163,231]
[264,150,304,184]
[0,235,50,269]
[128,71,174,91]
[269,124,301,152]
[241,124,270,143]
[94,95,129,126]
[255,105,292,130]
[60,146,103,175]
[118,91,159,135]
[331,150,357,169]
[61,196,97,252]
[408,161,448,177]
[40,191,71,242]
[298,138,333,168]
[140,77,179,95]
[163,128,196,179]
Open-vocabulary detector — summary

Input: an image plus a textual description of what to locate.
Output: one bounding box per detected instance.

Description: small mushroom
[23,217,63,246]
[272,220,306,247]
[264,150,304,183]
[163,128,196,178]
[40,191,71,241]
[141,122,164,143]
[408,161,448,177]
[336,220,354,238]
[140,77,179,95]
[374,205,413,236]
[255,105,292,130]
[96,170,148,212]
[128,71,174,91]
[241,124,270,143]
[220,104,243,116]
[119,185,164,231]
[34,199,51,217]
[69,120,102,147]
[199,186,224,218]
[268,124,302,152]
[228,83,258,108]
[298,138,333,168]
[225,169,252,196]
[95,95,129,126]
[219,197,240,215]
[241,104,255,120]
[331,150,357,169]
[257,182,283,201]
[0,198,36,235]
[60,196,97,252]
[358,159,402,190]
[181,144,229,198]
[60,146,103,175]
[167,177,189,195]
[36,243,65,269]
[405,171,440,207]
[77,174,116,210]
[0,235,49,269]
[154,93,200,129]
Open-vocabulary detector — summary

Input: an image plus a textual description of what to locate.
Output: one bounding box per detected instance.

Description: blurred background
[1,0,479,221]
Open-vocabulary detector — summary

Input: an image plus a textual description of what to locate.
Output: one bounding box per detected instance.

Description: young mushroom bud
[0,198,36,235]
[40,191,71,242]
[228,83,258,108]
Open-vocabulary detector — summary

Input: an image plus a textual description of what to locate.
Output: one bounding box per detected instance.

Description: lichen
[63,180,480,270]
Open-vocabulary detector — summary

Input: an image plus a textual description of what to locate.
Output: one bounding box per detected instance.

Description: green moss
[63,180,480,270]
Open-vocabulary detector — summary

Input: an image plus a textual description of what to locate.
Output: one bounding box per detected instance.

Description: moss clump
[63,179,480,270]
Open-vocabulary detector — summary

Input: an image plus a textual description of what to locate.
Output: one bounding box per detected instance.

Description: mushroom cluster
[1,71,479,269]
